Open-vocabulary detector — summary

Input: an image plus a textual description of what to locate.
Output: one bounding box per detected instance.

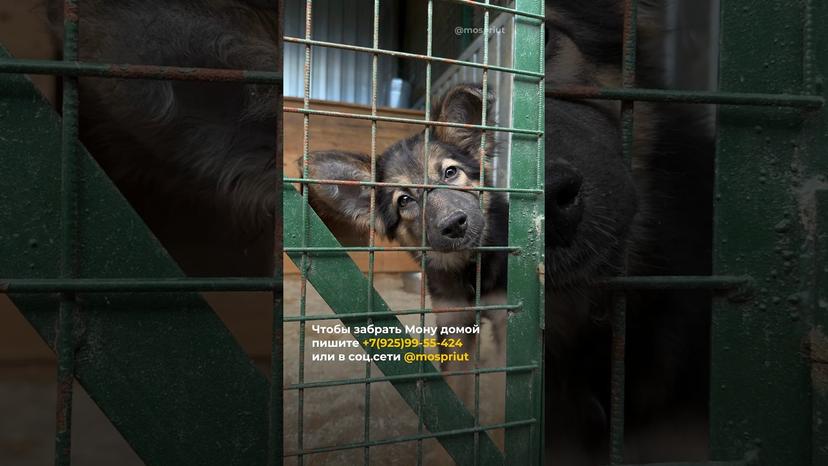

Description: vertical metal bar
[505,0,544,464]
[711,1,814,464]
[474,3,491,465]
[269,2,285,464]
[609,294,626,464]
[609,0,637,463]
[297,2,313,465]
[803,0,815,95]
[56,1,80,465]
[363,1,381,464]
[417,2,434,465]
[813,190,828,466]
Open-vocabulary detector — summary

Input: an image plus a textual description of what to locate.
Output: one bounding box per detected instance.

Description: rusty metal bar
[0,58,282,84]
[55,1,80,465]
[546,86,824,108]
[0,275,749,294]
[283,245,519,252]
[416,2,434,463]
[296,2,314,465]
[286,364,537,390]
[428,0,544,20]
[283,36,544,79]
[283,177,543,193]
[283,106,542,135]
[609,0,638,463]
[268,3,285,465]
[283,303,523,323]
[283,419,536,457]
[0,278,278,293]
[595,275,751,290]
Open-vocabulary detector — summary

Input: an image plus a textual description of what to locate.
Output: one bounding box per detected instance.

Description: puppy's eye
[398,195,414,208]
[444,166,460,180]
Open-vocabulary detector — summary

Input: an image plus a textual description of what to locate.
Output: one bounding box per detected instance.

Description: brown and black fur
[305,85,510,392]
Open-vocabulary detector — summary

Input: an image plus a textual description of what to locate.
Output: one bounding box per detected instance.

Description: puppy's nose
[439,211,468,239]
[547,162,584,246]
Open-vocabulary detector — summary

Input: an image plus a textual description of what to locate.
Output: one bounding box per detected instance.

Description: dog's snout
[548,161,584,246]
[439,211,468,239]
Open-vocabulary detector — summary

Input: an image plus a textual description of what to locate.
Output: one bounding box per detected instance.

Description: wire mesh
[283,0,544,464]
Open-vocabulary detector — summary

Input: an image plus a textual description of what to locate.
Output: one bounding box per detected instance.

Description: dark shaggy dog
[47,0,280,276]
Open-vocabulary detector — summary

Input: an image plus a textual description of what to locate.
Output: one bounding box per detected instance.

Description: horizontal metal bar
[547,85,824,108]
[284,245,519,253]
[283,303,523,322]
[284,419,536,457]
[283,106,543,136]
[0,278,278,293]
[284,36,544,79]
[436,0,544,20]
[284,177,544,194]
[615,462,745,466]
[0,58,282,84]
[595,275,751,290]
[287,365,537,390]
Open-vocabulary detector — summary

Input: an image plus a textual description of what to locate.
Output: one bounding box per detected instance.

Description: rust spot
[63,1,79,23]
[811,328,828,395]
[106,64,247,82]
[54,376,73,431]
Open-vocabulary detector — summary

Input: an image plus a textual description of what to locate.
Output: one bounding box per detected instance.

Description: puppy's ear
[303,151,375,233]
[433,84,495,157]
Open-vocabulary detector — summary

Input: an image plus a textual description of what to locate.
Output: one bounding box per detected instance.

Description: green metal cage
[0,0,826,465]
[282,0,544,464]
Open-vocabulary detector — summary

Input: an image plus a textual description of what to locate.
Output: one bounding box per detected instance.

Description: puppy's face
[305,84,496,268]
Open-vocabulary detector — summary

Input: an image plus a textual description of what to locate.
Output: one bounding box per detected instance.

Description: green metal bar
[268,5,285,465]
[283,36,545,78]
[56,2,80,464]
[283,185,504,465]
[505,0,545,464]
[608,0,637,463]
[0,278,278,293]
[285,306,521,322]
[0,46,269,466]
[807,2,828,462]
[0,58,282,84]
[283,245,520,252]
[284,419,535,457]
[436,0,545,21]
[417,3,434,463]
[364,1,381,462]
[286,365,538,390]
[609,294,627,464]
[813,190,828,466]
[546,86,824,108]
[282,108,543,135]
[296,1,314,464]
[711,0,818,464]
[284,176,543,193]
[474,3,492,462]
[0,276,749,294]
[613,462,746,466]
[595,276,751,291]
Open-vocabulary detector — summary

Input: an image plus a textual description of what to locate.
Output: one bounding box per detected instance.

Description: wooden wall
[283,97,424,274]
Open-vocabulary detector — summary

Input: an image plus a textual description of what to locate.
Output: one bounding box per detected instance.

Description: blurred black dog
[544,0,713,463]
